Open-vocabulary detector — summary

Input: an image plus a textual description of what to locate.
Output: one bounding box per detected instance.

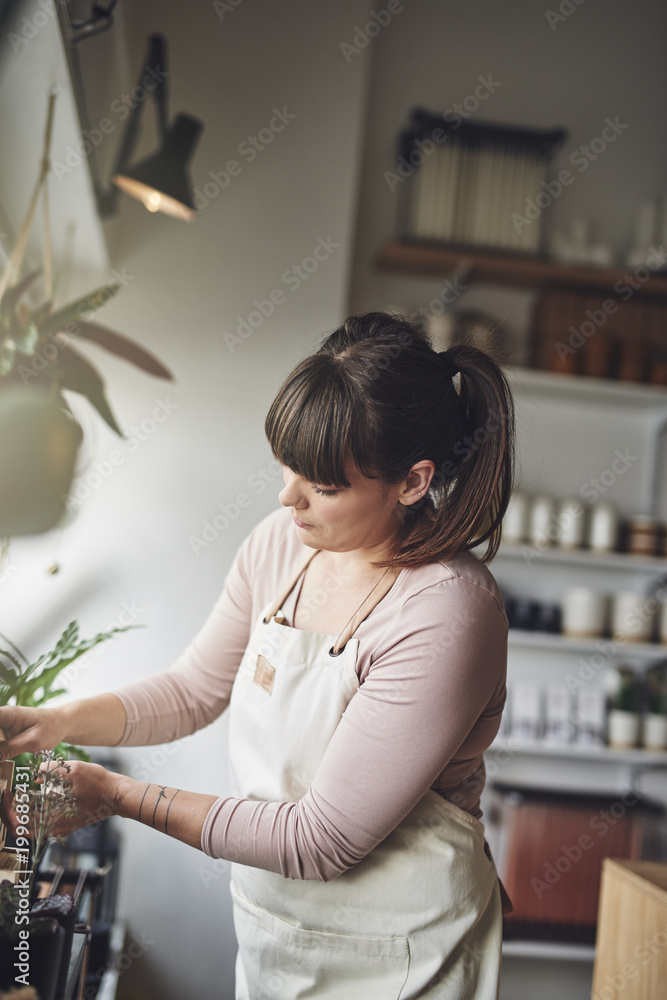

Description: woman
[0,311,515,998]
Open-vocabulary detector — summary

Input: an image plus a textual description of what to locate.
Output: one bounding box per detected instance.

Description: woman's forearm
[60,692,128,747]
[116,774,218,850]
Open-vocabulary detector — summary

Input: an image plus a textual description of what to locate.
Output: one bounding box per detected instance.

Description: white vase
[642,713,667,751]
[608,709,640,749]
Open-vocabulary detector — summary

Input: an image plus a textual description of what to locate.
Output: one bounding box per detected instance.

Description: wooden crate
[592,858,667,998]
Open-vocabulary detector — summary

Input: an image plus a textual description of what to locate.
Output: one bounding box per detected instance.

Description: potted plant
[605,665,642,748]
[643,662,667,750]
[0,91,173,539]
[0,624,136,997]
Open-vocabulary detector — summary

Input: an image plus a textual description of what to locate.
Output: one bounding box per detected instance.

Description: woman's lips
[293,516,314,528]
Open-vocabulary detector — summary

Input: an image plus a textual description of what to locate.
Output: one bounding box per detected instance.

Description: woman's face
[278,458,413,556]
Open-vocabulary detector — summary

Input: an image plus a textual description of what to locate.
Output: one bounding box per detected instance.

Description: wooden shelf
[496,540,667,573]
[504,365,667,410]
[488,738,667,766]
[376,240,667,300]
[508,629,667,662]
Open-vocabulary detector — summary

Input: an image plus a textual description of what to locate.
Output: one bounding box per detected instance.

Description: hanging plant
[0,91,174,537]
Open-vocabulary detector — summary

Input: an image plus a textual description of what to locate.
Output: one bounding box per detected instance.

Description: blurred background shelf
[503,366,667,410]
[495,540,667,573]
[489,738,667,766]
[508,628,667,661]
[502,940,596,962]
[375,240,667,300]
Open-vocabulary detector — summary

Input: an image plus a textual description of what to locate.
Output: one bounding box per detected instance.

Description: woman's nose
[278,471,308,508]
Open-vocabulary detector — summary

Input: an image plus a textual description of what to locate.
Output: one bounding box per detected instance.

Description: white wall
[347,0,667,361]
[3,2,371,997]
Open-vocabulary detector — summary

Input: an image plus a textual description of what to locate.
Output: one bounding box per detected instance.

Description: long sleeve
[110,541,254,746]
[201,576,508,881]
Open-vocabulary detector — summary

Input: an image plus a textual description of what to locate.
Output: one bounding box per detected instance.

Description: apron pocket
[230,881,410,1000]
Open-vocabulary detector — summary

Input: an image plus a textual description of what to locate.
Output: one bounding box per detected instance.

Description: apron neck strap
[262,549,320,624]
[263,549,401,655]
[330,566,401,655]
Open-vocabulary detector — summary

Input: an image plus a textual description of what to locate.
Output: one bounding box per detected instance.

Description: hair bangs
[265,360,359,488]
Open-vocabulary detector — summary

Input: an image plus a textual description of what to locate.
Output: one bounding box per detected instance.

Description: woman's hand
[35,759,123,837]
[0,705,65,760]
[0,759,122,840]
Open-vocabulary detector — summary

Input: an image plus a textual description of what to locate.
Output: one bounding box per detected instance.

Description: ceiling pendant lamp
[113,112,203,221]
[87,32,205,221]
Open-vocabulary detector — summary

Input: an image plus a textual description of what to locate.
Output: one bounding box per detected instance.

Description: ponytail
[397,341,516,565]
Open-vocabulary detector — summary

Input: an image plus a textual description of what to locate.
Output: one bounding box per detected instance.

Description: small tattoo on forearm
[152,785,168,828]
[136,782,182,836]
[164,789,180,836]
[138,783,151,823]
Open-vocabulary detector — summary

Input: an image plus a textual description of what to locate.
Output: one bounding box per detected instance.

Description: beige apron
[227,549,510,999]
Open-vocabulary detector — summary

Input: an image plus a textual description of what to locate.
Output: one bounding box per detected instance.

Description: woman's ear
[399,460,435,505]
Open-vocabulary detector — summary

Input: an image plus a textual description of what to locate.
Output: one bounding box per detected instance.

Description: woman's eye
[311,485,338,497]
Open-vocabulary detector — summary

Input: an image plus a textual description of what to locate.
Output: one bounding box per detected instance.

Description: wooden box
[592,858,667,998]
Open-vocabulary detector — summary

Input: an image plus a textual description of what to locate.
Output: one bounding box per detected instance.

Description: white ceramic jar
[528,493,556,551]
[658,596,667,644]
[588,500,619,553]
[556,496,586,549]
[503,490,529,545]
[611,591,655,643]
[642,713,667,750]
[608,709,640,749]
[562,587,608,638]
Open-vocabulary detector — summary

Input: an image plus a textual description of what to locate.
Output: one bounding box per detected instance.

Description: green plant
[0,91,173,537]
[0,278,172,436]
[645,662,667,715]
[611,666,641,712]
[0,620,139,767]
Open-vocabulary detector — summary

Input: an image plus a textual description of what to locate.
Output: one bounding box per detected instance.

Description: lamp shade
[113,113,204,221]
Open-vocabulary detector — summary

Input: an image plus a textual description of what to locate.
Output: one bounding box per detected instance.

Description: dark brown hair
[264,311,516,567]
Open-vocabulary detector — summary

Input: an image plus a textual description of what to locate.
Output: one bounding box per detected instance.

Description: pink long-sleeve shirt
[111,505,508,881]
